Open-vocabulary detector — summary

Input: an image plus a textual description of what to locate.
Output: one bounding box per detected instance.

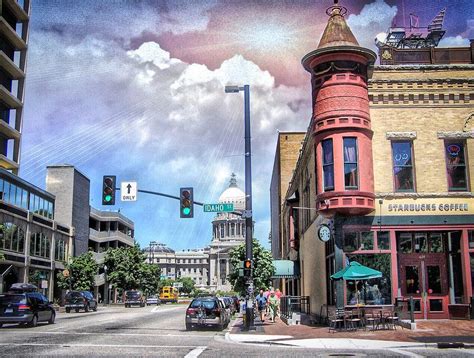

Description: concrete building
[0,168,73,300]
[272,1,474,320]
[0,0,30,174]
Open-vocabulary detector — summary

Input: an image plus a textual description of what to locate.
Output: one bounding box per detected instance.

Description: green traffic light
[182,207,191,215]
[105,194,112,202]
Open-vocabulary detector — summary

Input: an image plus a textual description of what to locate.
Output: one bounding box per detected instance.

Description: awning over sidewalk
[271,260,298,279]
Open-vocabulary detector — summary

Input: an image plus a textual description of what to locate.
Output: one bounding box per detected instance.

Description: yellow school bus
[159,286,179,303]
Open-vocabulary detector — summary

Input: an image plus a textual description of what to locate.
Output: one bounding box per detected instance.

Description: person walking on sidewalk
[255,289,267,322]
[268,291,278,323]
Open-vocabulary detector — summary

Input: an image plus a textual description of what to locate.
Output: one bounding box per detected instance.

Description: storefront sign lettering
[388,203,469,212]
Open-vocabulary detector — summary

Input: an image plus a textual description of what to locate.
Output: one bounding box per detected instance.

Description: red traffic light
[244,260,252,269]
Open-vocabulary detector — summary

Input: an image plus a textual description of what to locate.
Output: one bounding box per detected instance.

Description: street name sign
[173,282,183,288]
[121,181,137,201]
[203,203,234,212]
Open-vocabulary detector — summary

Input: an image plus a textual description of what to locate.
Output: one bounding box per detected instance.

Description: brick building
[272,1,474,320]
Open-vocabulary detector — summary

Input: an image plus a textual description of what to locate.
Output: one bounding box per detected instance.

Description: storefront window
[346,254,391,305]
[343,232,358,252]
[392,141,415,192]
[322,139,334,191]
[469,231,474,249]
[377,231,390,250]
[414,233,427,253]
[406,266,419,294]
[429,233,444,253]
[445,141,468,191]
[398,233,412,253]
[360,231,373,250]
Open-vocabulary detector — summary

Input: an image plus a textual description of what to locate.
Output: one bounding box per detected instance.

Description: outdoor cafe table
[344,305,395,330]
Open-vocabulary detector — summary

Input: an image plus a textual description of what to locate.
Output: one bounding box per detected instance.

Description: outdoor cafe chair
[363,309,379,331]
[383,310,399,330]
[344,309,362,331]
[328,308,345,332]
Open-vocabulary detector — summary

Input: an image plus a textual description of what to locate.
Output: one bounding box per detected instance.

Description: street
[0,304,473,357]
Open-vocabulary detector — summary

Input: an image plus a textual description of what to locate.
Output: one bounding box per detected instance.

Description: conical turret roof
[318,4,359,49]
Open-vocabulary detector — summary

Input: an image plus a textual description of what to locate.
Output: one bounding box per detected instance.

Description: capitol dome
[218,173,245,211]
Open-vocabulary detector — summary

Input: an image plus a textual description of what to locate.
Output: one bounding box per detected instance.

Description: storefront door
[399,253,449,319]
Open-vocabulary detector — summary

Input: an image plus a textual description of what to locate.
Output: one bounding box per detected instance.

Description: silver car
[146,296,161,306]
[185,297,227,330]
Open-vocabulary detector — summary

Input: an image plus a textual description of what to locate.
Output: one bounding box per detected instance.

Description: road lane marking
[151,306,184,313]
[184,346,207,358]
[0,343,199,349]
[0,331,216,338]
[388,348,424,358]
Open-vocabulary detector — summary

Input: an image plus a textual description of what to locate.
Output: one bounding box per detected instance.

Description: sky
[20,0,474,251]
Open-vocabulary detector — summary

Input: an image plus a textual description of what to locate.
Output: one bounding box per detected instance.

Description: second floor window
[392,141,415,192]
[322,139,334,191]
[445,141,468,191]
[343,138,358,189]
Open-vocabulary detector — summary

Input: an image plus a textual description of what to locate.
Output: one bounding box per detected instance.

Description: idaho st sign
[203,203,234,213]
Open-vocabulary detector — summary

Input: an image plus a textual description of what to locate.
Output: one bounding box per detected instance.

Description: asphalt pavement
[0,304,472,357]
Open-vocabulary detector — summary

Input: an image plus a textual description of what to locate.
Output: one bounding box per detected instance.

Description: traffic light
[102,175,116,205]
[180,187,194,218]
[244,259,252,277]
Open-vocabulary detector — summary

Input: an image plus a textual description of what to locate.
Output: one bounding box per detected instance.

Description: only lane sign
[121,181,137,201]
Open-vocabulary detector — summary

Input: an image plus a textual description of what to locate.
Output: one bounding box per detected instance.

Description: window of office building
[0,222,25,253]
[322,139,334,191]
[343,137,358,190]
[55,239,66,262]
[445,141,468,191]
[30,232,50,258]
[392,141,415,192]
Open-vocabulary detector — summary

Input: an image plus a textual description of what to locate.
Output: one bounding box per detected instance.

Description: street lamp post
[104,265,108,305]
[225,84,254,330]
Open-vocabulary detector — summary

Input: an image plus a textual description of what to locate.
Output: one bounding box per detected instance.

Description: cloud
[347,0,398,53]
[21,31,309,251]
[439,35,470,47]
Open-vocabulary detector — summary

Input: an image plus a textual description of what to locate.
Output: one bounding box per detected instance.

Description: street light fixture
[103,265,109,305]
[224,84,254,331]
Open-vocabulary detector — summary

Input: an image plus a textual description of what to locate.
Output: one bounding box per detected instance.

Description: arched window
[230,223,235,236]
[30,232,51,258]
[220,224,225,238]
[0,223,25,253]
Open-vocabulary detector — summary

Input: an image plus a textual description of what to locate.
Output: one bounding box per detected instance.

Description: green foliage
[104,244,161,295]
[159,277,174,290]
[229,239,275,296]
[57,251,99,291]
[192,288,211,297]
[0,251,5,261]
[176,277,195,294]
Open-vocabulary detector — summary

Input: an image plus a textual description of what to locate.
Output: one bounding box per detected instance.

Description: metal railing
[280,296,310,320]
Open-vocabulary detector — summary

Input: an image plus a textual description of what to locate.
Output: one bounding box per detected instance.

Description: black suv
[64,291,98,313]
[0,283,55,328]
[124,291,145,308]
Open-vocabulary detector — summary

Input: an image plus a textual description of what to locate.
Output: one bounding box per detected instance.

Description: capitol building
[145,174,246,292]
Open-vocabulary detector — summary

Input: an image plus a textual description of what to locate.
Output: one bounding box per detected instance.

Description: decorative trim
[376,192,474,199]
[374,64,474,71]
[437,131,474,139]
[464,113,474,131]
[386,132,417,140]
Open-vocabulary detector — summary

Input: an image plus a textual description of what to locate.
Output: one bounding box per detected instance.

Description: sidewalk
[227,313,474,350]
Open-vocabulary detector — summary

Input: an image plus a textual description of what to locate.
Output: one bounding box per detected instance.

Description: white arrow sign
[121,181,137,201]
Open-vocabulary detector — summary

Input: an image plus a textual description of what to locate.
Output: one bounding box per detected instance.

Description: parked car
[0,283,55,328]
[125,291,145,308]
[185,296,227,330]
[64,291,98,313]
[146,295,161,306]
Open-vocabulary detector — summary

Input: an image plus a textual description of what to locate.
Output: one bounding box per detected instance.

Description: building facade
[273,1,474,320]
[0,168,73,300]
[0,0,30,174]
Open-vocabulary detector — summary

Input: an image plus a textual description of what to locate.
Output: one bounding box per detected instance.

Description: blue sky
[20,0,473,251]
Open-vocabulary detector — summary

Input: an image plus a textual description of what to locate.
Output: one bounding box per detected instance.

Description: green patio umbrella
[330,261,382,281]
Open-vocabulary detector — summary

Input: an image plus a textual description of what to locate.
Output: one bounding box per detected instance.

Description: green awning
[331,261,382,281]
[271,260,298,279]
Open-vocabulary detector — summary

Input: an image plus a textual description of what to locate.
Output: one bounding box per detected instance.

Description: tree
[56,252,98,291]
[229,239,275,296]
[104,244,161,296]
[0,252,4,262]
[139,263,161,296]
[176,277,195,295]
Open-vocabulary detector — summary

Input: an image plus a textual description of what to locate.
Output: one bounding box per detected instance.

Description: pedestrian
[268,290,278,323]
[263,287,271,315]
[98,292,102,304]
[275,288,282,317]
[255,289,267,322]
